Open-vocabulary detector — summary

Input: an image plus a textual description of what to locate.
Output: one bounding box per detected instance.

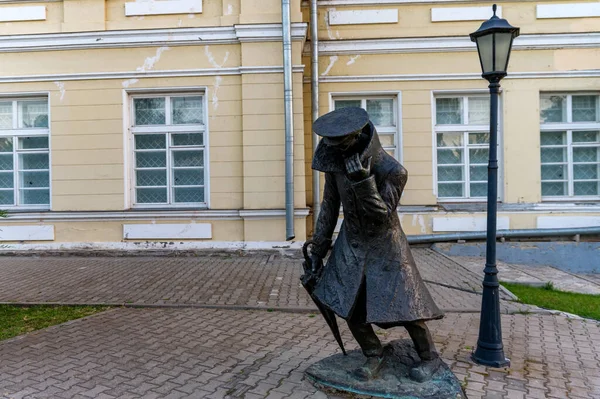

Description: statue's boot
[353,355,385,379]
[409,357,442,382]
[405,320,441,382]
[346,320,385,379]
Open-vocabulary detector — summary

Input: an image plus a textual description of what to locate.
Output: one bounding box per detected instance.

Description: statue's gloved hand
[345,154,372,182]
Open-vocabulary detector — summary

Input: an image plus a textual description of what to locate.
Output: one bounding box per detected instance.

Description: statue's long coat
[312,122,443,325]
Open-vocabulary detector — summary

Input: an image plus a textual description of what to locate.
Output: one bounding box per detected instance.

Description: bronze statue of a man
[309,107,444,381]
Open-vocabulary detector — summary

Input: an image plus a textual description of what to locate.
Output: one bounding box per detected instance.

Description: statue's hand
[345,154,371,182]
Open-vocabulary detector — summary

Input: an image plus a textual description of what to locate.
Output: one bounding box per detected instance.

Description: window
[0,98,50,208]
[434,95,497,200]
[333,96,400,159]
[540,94,600,199]
[131,94,207,207]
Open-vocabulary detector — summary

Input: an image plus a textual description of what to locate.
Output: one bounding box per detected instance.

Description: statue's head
[313,107,369,153]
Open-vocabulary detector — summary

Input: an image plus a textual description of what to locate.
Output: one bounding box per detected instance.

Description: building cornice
[2,209,311,222]
[0,65,306,84]
[313,32,600,56]
[0,23,308,53]
[301,0,538,6]
[311,70,600,83]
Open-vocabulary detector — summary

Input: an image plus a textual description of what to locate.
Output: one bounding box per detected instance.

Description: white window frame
[128,92,208,209]
[330,92,402,162]
[0,95,51,210]
[540,93,600,201]
[432,91,503,202]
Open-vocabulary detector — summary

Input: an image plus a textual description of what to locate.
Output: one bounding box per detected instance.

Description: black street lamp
[469,4,520,368]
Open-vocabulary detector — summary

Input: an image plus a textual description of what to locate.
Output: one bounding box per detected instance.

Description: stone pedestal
[305,339,466,399]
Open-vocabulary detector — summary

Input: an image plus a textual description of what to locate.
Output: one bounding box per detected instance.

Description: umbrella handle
[302,240,316,263]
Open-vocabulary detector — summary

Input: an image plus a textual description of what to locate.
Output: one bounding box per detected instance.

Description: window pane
[436,98,462,125]
[438,183,463,198]
[379,134,395,147]
[173,169,204,186]
[0,154,13,171]
[0,172,13,188]
[173,150,203,167]
[174,187,204,203]
[335,100,361,109]
[136,170,166,187]
[0,138,13,153]
[470,183,487,197]
[468,133,490,145]
[437,166,462,182]
[542,182,567,196]
[0,102,12,129]
[437,132,463,147]
[541,165,567,181]
[20,153,48,170]
[136,188,167,203]
[20,171,48,188]
[172,96,203,125]
[574,164,598,180]
[135,134,166,150]
[366,99,394,127]
[574,182,599,196]
[573,131,600,143]
[541,131,566,146]
[541,147,567,163]
[573,147,599,163]
[20,189,49,205]
[136,152,166,168]
[572,95,597,122]
[19,100,48,128]
[470,165,487,181]
[540,95,567,123]
[134,98,166,126]
[468,97,490,125]
[172,133,203,146]
[437,149,463,164]
[469,148,488,164]
[0,190,13,205]
[19,137,48,150]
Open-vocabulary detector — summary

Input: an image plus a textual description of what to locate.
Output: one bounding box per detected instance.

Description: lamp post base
[472,350,510,368]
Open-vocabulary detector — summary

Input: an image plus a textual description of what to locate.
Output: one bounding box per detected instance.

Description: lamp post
[469,4,520,368]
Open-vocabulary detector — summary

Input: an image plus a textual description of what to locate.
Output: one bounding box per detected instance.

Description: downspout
[310,0,321,232]
[282,0,295,240]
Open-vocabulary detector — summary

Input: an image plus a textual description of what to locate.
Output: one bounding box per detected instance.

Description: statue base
[305,339,466,399]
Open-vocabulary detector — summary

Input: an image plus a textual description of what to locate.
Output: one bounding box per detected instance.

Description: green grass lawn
[0,305,109,341]
[501,282,600,320]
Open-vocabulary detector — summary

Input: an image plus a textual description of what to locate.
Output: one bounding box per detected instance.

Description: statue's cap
[313,107,369,138]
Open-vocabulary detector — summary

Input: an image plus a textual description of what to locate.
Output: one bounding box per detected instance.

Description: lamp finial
[492,4,497,17]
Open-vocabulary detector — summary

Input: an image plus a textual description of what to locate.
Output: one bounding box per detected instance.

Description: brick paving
[446,255,600,295]
[1,248,585,398]
[1,308,599,399]
[0,248,524,314]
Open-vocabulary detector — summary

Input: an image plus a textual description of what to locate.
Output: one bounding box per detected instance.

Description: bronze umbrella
[301,241,347,356]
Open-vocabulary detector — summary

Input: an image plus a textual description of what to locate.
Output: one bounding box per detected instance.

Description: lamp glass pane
[494,32,513,73]
[476,34,494,74]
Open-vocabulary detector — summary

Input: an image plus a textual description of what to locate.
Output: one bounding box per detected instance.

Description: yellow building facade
[0,0,599,250]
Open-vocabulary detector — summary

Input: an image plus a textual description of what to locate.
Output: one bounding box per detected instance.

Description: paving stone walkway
[1,308,599,399]
[0,248,529,314]
[445,255,600,295]
[2,248,595,399]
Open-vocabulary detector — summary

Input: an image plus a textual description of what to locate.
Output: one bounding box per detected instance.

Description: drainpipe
[282,0,295,240]
[310,0,320,232]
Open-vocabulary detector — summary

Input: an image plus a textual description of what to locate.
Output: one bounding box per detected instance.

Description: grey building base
[305,339,466,399]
